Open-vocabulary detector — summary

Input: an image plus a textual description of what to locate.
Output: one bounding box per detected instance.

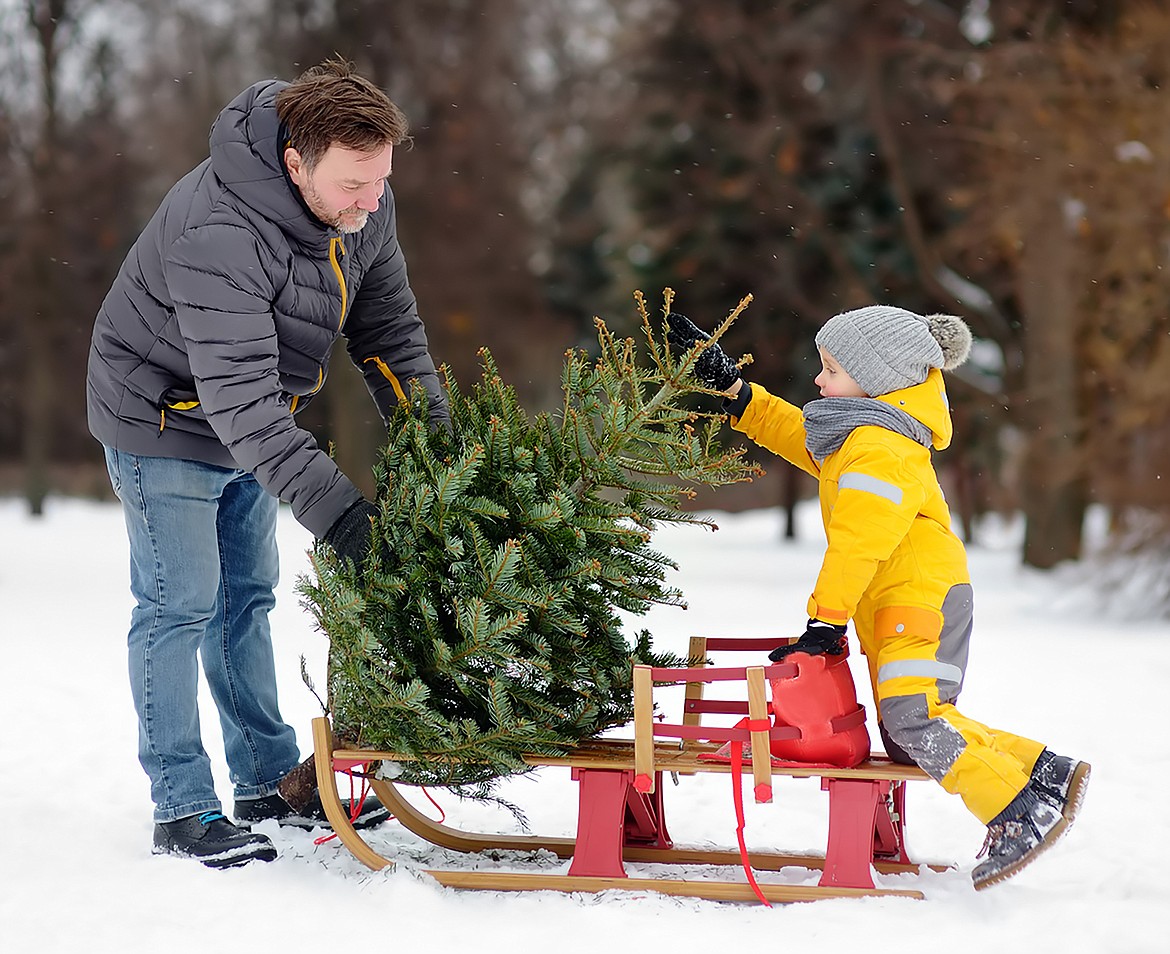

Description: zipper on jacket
[363,355,409,405]
[158,397,200,434]
[285,236,348,418]
[329,236,348,329]
[288,238,346,418]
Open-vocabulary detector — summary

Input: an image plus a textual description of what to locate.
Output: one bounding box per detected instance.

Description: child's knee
[877,720,917,765]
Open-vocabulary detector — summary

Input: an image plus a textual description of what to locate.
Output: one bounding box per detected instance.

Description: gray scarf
[802,397,932,462]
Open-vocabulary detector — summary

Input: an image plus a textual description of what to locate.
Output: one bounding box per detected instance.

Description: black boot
[1029,749,1092,820]
[153,811,277,868]
[234,790,391,831]
[972,755,1091,891]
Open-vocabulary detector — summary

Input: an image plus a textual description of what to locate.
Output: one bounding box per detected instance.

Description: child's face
[815,348,869,398]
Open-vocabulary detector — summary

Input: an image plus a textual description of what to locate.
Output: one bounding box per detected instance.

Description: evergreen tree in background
[298,291,762,791]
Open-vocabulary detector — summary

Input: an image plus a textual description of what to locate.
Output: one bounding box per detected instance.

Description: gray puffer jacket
[87,80,448,537]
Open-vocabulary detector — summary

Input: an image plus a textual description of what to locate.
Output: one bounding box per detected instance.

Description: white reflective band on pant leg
[838,471,903,505]
[877,659,964,686]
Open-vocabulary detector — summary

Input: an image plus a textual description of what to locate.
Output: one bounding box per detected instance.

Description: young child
[666,305,1090,890]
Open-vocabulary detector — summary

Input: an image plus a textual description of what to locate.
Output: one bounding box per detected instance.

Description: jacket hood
[209,80,327,243]
[876,368,953,451]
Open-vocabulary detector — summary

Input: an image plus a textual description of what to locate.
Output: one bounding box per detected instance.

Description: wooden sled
[311,637,949,903]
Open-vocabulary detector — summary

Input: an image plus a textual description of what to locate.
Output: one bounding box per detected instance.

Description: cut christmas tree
[298,290,762,792]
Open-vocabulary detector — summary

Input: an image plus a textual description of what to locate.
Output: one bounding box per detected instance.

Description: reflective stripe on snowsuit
[731,371,1044,823]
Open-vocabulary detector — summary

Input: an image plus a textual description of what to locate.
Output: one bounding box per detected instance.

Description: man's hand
[322,499,378,570]
[768,620,848,662]
[665,312,741,391]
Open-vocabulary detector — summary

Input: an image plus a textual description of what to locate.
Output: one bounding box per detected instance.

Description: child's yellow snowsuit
[732,369,1044,822]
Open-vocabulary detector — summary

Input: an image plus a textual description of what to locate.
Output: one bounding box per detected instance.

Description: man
[87,58,449,868]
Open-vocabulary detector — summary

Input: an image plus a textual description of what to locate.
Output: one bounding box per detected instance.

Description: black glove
[768,619,848,662]
[322,499,378,569]
[665,312,741,391]
[427,415,454,456]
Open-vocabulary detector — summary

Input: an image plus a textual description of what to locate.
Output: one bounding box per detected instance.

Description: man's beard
[335,211,369,234]
[301,178,369,233]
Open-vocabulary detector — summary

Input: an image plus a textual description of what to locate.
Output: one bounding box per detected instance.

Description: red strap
[312,767,383,846]
[649,662,798,682]
[348,769,371,821]
[730,722,772,907]
[829,704,868,732]
[651,722,801,743]
[419,785,446,824]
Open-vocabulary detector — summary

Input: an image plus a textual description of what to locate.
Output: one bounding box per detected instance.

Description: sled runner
[311,636,948,903]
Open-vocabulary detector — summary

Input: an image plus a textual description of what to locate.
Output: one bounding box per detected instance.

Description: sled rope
[314,766,376,846]
[419,785,446,824]
[313,767,446,845]
[730,717,773,907]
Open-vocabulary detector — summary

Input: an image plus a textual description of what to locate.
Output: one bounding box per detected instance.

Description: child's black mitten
[665,312,741,391]
[769,620,848,662]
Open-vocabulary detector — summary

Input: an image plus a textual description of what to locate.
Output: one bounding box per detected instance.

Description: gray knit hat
[814,305,973,396]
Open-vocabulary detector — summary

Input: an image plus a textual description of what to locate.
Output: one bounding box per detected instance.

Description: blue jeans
[104,447,301,822]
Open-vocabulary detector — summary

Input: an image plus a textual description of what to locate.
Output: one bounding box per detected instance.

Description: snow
[2,497,1167,952]
[1115,141,1155,164]
[960,0,994,46]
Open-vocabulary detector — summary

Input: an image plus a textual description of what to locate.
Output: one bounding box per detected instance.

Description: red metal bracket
[872,779,911,864]
[819,777,891,889]
[624,772,672,850]
[567,768,672,878]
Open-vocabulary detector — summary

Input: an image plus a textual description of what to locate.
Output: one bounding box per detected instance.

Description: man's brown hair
[276,57,409,169]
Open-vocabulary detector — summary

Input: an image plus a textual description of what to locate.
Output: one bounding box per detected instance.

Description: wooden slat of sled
[333,737,933,782]
[421,870,925,902]
[312,717,393,871]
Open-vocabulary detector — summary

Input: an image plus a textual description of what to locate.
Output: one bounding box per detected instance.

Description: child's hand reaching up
[666,312,742,391]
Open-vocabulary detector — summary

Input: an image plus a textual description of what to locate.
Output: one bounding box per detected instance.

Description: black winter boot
[1029,749,1092,821]
[234,790,390,831]
[153,811,277,868]
[972,755,1091,892]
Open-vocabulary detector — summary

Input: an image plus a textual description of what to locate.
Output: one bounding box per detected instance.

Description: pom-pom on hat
[815,305,973,397]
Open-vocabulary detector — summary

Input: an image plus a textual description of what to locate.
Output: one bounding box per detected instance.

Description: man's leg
[201,471,300,799]
[206,473,391,832]
[105,447,231,823]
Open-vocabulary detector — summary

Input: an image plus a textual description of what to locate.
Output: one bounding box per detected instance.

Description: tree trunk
[780,465,799,540]
[276,754,318,812]
[23,0,71,517]
[1017,190,1087,569]
[22,250,52,516]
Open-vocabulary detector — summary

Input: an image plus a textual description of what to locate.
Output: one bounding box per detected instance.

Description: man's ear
[284,146,305,185]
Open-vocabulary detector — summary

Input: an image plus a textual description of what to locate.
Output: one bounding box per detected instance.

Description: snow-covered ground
[2,497,1166,952]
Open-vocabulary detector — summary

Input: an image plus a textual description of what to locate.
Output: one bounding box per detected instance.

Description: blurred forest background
[0,0,1167,572]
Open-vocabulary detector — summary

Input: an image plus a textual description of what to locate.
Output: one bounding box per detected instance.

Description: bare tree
[18,0,84,514]
[941,9,1169,565]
